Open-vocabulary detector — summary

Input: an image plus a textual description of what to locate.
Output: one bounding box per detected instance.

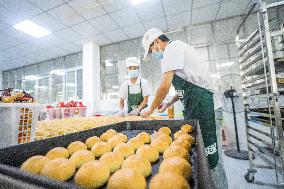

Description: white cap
[126,57,140,68]
[142,28,164,58]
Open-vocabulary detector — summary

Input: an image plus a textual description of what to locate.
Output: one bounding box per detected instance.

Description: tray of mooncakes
[0,120,213,189]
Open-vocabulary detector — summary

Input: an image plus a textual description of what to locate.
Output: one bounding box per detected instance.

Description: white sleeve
[119,82,127,99]
[141,79,151,97]
[161,43,184,73]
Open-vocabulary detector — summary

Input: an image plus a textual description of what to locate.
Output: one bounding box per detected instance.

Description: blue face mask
[128,70,139,78]
[152,51,163,60]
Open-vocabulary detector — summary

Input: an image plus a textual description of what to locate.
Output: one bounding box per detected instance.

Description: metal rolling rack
[236,1,284,187]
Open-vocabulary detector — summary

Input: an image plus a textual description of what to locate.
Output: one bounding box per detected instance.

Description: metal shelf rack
[236,1,284,187]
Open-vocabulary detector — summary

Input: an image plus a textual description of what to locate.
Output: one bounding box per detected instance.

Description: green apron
[172,74,219,169]
[127,80,145,113]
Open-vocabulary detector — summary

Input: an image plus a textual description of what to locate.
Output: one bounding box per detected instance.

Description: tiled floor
[222,150,283,189]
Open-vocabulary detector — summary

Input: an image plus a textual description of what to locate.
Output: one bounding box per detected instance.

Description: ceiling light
[13,20,51,38]
[105,60,113,67]
[131,0,150,5]
[217,62,235,68]
[210,74,220,79]
[112,85,119,89]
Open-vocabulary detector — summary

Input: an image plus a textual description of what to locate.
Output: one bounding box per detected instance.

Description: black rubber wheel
[245,172,254,183]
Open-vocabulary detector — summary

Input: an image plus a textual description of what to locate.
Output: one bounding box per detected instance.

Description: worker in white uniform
[140,28,228,189]
[119,57,151,116]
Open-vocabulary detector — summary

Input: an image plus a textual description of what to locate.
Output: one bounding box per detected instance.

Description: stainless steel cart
[236,1,284,187]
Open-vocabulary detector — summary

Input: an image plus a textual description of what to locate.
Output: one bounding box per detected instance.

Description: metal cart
[236,1,284,187]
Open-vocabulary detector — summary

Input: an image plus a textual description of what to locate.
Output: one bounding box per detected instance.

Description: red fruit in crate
[59,102,66,108]
[47,105,54,108]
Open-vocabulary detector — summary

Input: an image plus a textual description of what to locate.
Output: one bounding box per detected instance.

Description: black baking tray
[0,120,213,189]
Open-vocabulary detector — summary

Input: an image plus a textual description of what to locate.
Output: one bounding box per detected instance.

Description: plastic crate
[46,107,87,120]
[0,103,44,148]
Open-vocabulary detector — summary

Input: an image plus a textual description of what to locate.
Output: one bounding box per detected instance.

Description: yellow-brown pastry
[174,130,187,140]
[100,132,116,142]
[181,124,193,133]
[85,136,102,149]
[91,142,112,157]
[69,150,95,168]
[171,139,191,151]
[108,135,125,149]
[107,168,146,189]
[159,157,192,179]
[163,145,190,161]
[177,134,195,145]
[136,132,151,144]
[67,141,88,155]
[21,155,49,174]
[46,147,69,159]
[113,143,135,158]
[121,155,152,177]
[99,152,124,173]
[136,145,159,163]
[158,127,171,135]
[150,138,169,153]
[115,133,128,142]
[106,129,117,134]
[40,158,76,181]
[75,161,110,189]
[127,137,144,151]
[156,133,172,145]
[149,171,190,189]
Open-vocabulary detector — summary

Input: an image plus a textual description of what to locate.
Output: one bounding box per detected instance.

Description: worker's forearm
[150,86,170,112]
[138,97,148,111]
[119,99,124,110]
[169,94,179,106]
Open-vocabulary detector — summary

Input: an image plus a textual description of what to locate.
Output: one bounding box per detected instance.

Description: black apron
[172,74,219,169]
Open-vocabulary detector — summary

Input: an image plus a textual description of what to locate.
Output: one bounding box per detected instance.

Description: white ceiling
[0,0,252,71]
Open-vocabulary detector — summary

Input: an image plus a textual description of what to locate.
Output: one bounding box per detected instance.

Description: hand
[158,102,169,113]
[118,110,125,117]
[140,109,153,118]
[129,108,140,116]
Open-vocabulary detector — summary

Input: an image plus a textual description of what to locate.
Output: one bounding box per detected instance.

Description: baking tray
[0,120,213,189]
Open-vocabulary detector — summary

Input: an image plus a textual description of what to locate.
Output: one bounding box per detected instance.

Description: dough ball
[75,161,110,189]
[159,157,192,179]
[136,132,151,144]
[91,142,112,157]
[122,155,152,177]
[158,127,171,135]
[171,139,191,151]
[40,158,76,181]
[99,152,124,173]
[113,143,135,158]
[174,130,187,140]
[150,138,169,153]
[177,133,195,145]
[21,155,49,174]
[106,129,117,134]
[127,137,144,151]
[156,134,172,145]
[100,132,116,142]
[107,168,146,189]
[115,133,128,142]
[108,135,125,149]
[67,141,87,155]
[149,172,190,189]
[46,147,69,159]
[136,145,159,163]
[69,150,95,168]
[163,145,190,161]
[181,124,193,133]
[85,136,102,149]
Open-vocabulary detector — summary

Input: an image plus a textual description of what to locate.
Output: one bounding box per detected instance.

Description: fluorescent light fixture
[112,85,119,89]
[67,83,76,87]
[24,75,40,81]
[217,62,235,68]
[13,20,51,38]
[131,0,149,5]
[50,69,65,75]
[105,60,113,67]
[210,74,219,78]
